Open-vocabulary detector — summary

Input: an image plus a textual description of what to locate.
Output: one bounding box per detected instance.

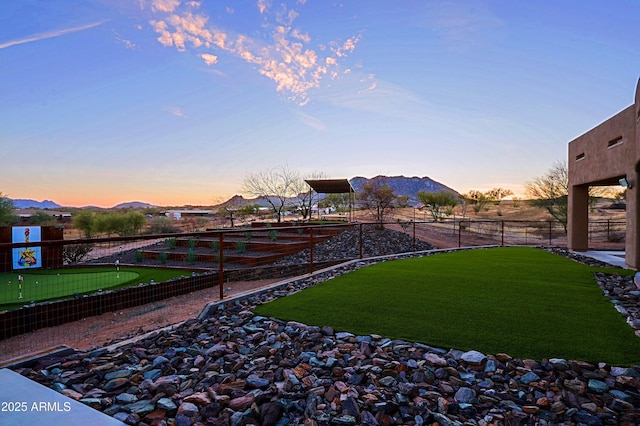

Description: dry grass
[392,199,626,222]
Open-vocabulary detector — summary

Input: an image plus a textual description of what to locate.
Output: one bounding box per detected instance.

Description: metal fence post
[218,232,224,300]
[412,215,416,252]
[359,223,363,259]
[501,221,505,246]
[309,227,314,274]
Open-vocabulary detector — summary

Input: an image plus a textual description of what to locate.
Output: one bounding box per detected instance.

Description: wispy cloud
[147,0,361,105]
[0,20,108,50]
[114,31,137,50]
[421,1,503,51]
[164,105,187,117]
[292,109,326,131]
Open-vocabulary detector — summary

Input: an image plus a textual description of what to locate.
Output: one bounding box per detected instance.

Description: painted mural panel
[12,226,42,269]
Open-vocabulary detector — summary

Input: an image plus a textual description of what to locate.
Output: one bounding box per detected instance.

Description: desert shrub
[244,231,253,240]
[608,232,625,243]
[211,241,219,252]
[236,241,247,254]
[187,248,197,264]
[149,217,179,234]
[158,252,167,264]
[269,230,277,241]
[188,238,196,249]
[62,243,94,264]
[135,250,143,262]
[166,238,177,250]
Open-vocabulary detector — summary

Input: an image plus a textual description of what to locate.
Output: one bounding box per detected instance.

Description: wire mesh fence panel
[0,218,627,364]
[588,220,626,248]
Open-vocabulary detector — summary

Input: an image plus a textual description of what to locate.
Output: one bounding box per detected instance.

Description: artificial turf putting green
[0,266,195,310]
[254,246,640,365]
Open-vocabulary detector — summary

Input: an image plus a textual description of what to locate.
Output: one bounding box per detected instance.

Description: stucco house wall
[568,80,640,268]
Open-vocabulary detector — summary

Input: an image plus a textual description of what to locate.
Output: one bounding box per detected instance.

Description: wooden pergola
[304,178,356,222]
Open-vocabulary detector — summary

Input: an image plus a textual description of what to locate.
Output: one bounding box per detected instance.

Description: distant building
[164,210,213,220]
[15,209,72,223]
[568,79,639,268]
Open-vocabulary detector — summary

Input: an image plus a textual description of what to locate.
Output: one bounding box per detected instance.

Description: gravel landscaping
[11,230,640,426]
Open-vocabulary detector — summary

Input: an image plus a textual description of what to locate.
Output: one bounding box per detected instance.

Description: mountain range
[350,175,458,204]
[9,175,456,210]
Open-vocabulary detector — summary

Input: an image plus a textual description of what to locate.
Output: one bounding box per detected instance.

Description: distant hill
[10,199,62,209]
[113,201,156,209]
[350,175,458,205]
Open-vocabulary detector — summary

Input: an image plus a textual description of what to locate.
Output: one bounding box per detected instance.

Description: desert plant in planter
[236,240,247,254]
[166,238,177,250]
[188,238,197,250]
[187,248,197,264]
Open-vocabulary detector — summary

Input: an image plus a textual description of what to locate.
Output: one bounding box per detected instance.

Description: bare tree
[526,161,615,231]
[463,190,491,214]
[485,187,514,205]
[526,161,569,230]
[358,180,396,229]
[241,165,300,223]
[292,171,327,220]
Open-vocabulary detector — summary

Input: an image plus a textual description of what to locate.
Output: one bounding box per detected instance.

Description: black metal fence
[0,218,625,364]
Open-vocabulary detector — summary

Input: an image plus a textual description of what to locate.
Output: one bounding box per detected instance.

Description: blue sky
[2,0,639,207]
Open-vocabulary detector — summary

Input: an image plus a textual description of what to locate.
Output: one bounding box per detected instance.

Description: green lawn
[255,247,640,365]
[0,267,196,310]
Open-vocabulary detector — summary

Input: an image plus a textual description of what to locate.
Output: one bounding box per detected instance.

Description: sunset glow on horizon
[2,1,639,208]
